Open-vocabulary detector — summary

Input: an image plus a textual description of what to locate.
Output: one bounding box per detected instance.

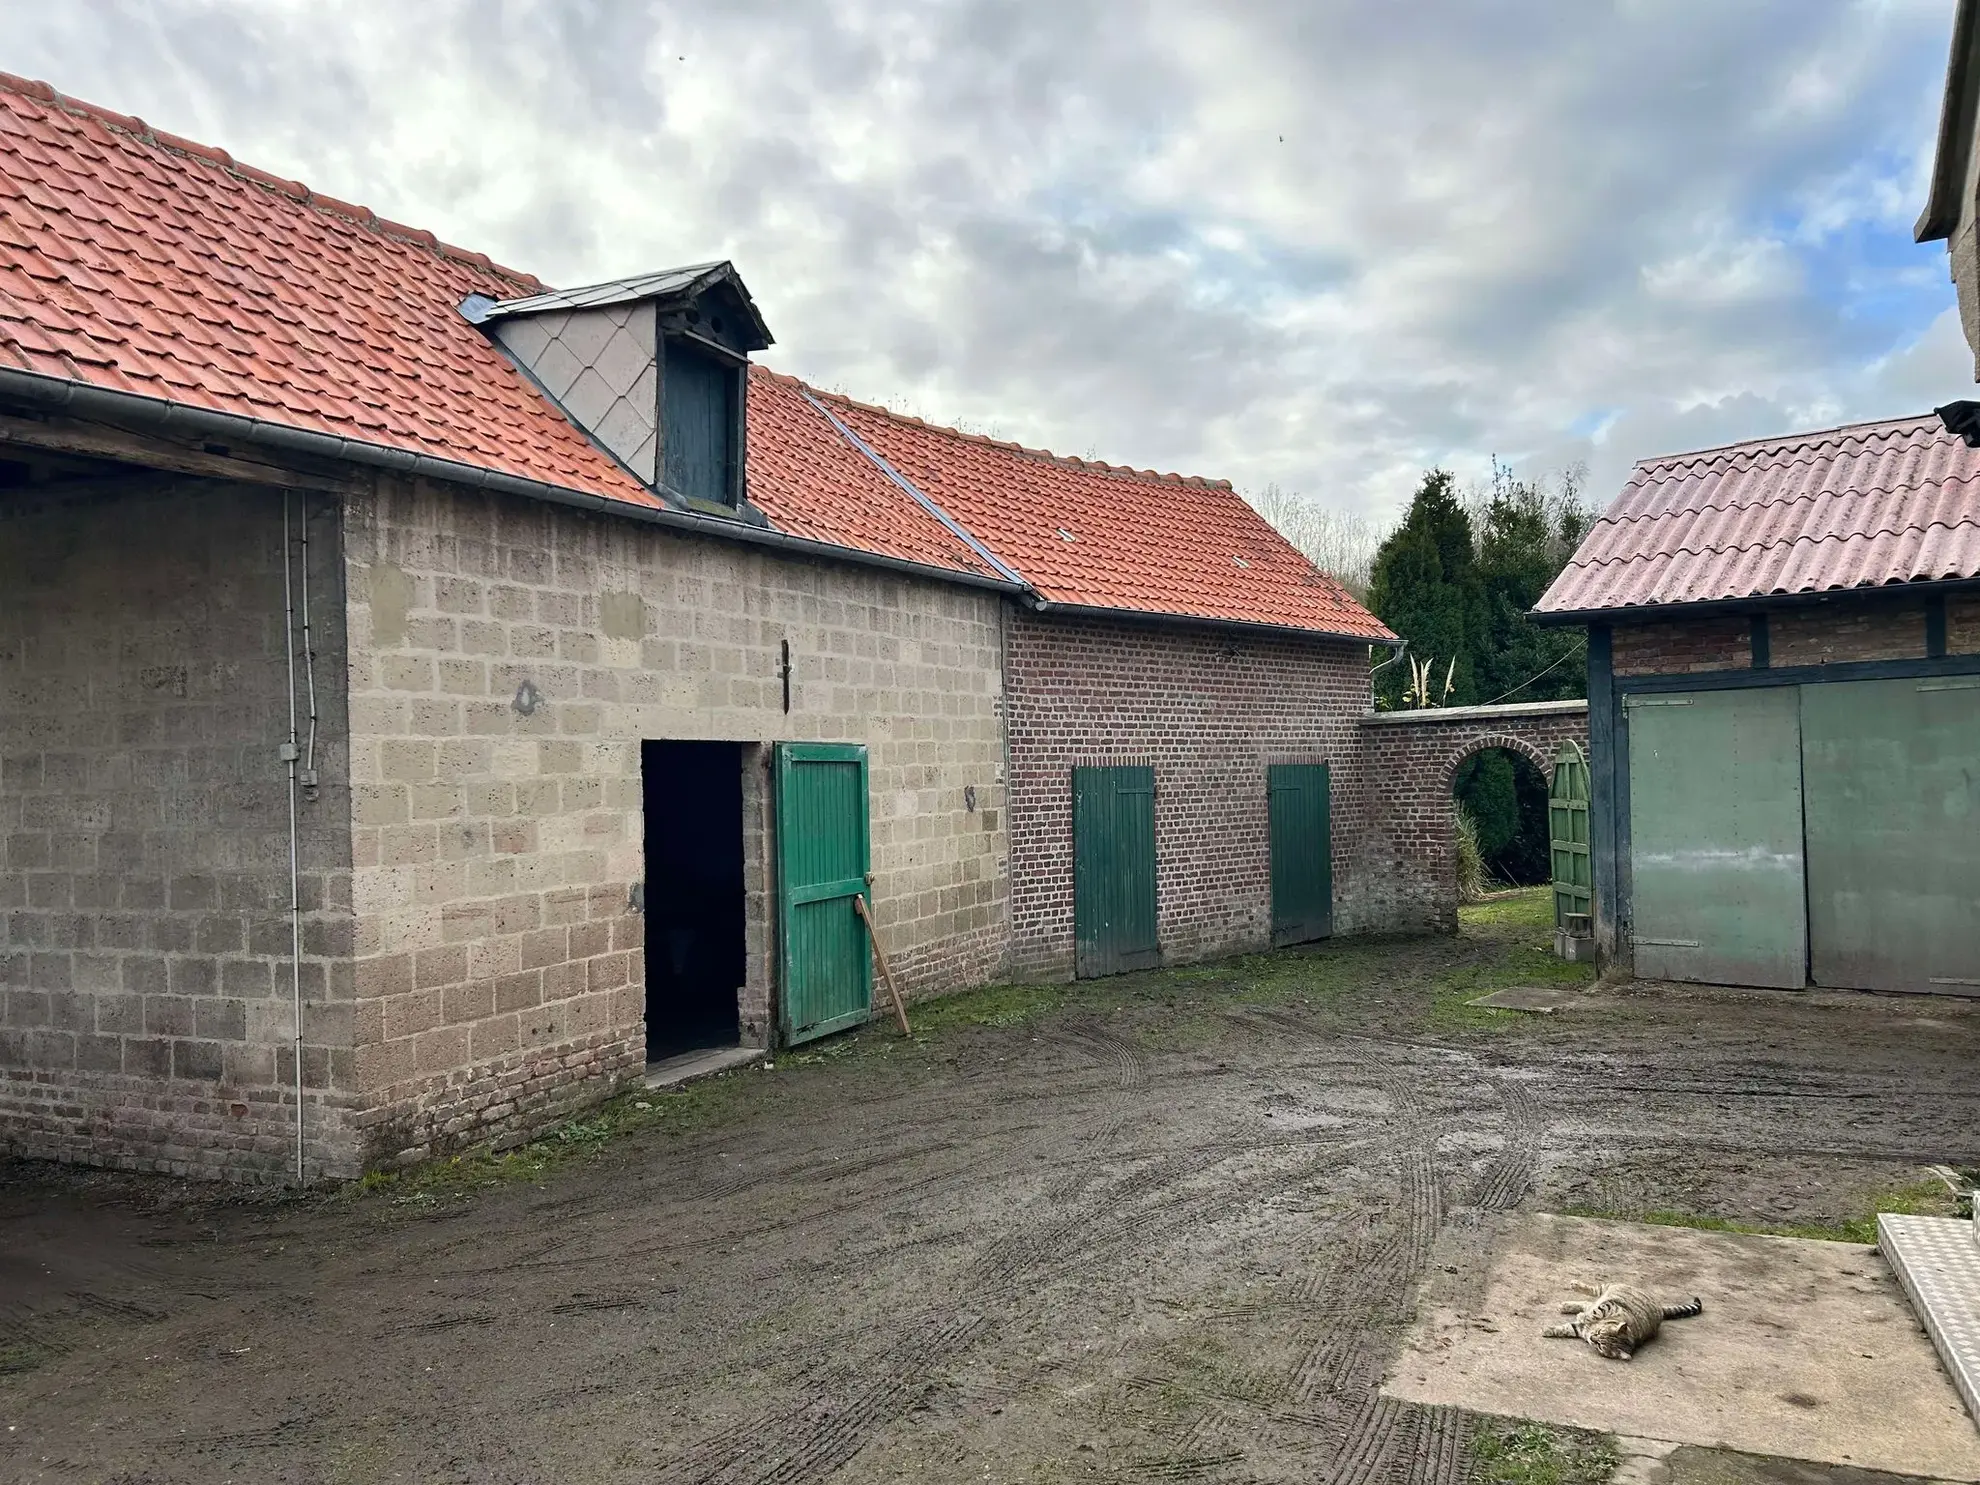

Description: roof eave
[1530,574,1980,626]
[1918,0,1980,243]
[1027,595,1397,648]
[0,366,1025,596]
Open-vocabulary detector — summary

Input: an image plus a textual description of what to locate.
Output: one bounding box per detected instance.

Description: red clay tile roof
[743,370,995,579]
[801,387,1391,637]
[0,71,1389,640]
[0,73,664,511]
[1536,413,1980,616]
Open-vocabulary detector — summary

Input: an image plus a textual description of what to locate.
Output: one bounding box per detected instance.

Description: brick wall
[1771,597,1926,667]
[1613,596,1955,676]
[1952,593,1980,654]
[1003,611,1375,979]
[1,480,354,1180]
[1611,616,1749,676]
[341,476,1009,1168]
[1353,703,1589,932]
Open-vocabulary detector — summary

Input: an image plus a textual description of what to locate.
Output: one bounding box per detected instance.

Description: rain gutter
[1024,594,1400,650]
[0,367,1028,596]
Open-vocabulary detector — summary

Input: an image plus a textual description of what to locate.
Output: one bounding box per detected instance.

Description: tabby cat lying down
[1542,1282,1702,1360]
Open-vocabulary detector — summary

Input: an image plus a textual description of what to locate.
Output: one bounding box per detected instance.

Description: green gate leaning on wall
[1072,765,1160,978]
[1268,763,1332,947]
[1548,740,1591,929]
[775,742,872,1045]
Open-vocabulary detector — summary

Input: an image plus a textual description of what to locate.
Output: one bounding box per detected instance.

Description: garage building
[1534,412,1980,993]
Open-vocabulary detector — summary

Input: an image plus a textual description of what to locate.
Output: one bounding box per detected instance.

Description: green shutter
[1072,766,1160,978]
[1269,763,1333,946]
[775,743,872,1044]
[1626,687,1806,988]
[1801,676,1980,993]
[1548,740,1592,928]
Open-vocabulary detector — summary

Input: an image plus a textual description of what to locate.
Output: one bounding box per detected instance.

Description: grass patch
[1461,886,1557,933]
[1562,1177,1966,1246]
[349,1073,763,1204]
[1470,1419,1619,1485]
[0,1337,52,1375]
[903,979,1074,1033]
[1427,888,1593,1030]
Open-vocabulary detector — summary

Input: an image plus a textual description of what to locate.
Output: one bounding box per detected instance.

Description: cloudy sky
[8,1,1973,521]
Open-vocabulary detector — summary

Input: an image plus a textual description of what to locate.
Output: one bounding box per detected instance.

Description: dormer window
[662,332,739,508]
[462,261,772,517]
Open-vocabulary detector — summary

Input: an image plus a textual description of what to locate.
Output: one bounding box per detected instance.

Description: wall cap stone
[1359,698,1590,726]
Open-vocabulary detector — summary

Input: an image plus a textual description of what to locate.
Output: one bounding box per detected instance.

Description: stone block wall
[1352,702,1589,933]
[0,480,353,1180]
[341,476,1009,1168]
[1003,611,1375,979]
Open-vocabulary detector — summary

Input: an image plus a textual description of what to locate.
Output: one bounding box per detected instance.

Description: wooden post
[854,894,912,1037]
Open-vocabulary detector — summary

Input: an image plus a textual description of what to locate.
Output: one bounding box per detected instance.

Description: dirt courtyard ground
[3,891,1977,1485]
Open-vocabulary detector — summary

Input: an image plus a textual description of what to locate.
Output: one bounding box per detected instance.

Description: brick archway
[1340,700,1588,934]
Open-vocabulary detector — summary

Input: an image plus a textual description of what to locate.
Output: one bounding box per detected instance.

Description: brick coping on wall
[1358,699,1589,726]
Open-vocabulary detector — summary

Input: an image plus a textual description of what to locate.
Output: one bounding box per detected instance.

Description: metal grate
[1879,1213,1980,1430]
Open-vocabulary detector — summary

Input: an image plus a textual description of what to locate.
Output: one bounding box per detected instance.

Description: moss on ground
[0,1338,52,1375]
[351,885,1588,1198]
[1562,1176,1965,1246]
[349,1070,766,1203]
[1469,1419,1620,1485]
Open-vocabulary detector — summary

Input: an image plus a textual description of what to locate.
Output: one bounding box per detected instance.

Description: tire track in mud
[1466,1072,1546,1212]
[648,1024,1383,1484]
[1224,1030,1470,1485]
[650,1308,990,1485]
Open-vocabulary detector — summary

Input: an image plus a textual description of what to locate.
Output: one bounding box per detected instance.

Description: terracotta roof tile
[1536,414,1980,614]
[0,71,1389,640]
[784,387,1392,638]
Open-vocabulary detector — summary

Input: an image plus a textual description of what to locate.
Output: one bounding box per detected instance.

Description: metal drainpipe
[281,493,306,1182]
[1368,638,1408,690]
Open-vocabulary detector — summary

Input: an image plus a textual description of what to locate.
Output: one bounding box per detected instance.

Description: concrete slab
[1879,1214,1980,1427]
[642,1045,760,1090]
[1385,1213,1980,1480]
[1468,985,1581,1013]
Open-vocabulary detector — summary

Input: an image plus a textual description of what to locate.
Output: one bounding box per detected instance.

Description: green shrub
[1455,803,1488,903]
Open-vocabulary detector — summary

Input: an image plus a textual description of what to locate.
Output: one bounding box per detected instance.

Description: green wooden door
[1268,763,1332,946]
[1549,740,1592,929]
[1801,676,1980,994]
[1073,766,1160,978]
[775,743,872,1044]
[1626,688,1806,988]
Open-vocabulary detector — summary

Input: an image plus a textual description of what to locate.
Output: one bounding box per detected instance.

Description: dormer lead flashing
[461,260,769,518]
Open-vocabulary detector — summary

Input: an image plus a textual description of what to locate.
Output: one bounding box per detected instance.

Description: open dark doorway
[641,741,745,1059]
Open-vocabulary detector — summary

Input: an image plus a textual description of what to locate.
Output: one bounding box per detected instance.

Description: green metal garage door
[1268,763,1332,947]
[1073,765,1160,978]
[1626,688,1806,988]
[775,742,872,1044]
[1801,676,1980,994]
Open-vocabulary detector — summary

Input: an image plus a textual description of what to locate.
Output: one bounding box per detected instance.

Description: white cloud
[7,0,1967,525]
